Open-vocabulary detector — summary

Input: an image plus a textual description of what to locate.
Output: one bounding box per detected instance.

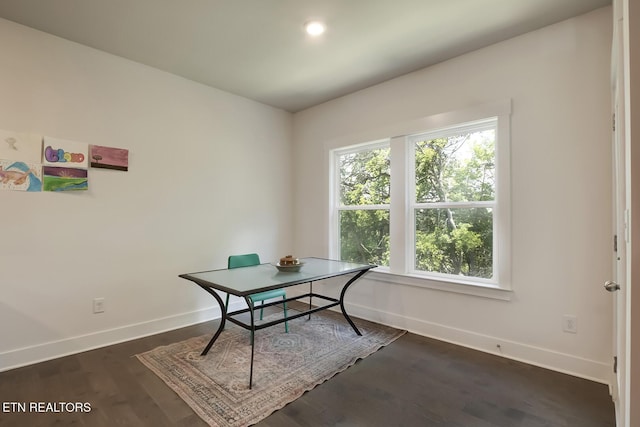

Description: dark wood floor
[0,316,615,427]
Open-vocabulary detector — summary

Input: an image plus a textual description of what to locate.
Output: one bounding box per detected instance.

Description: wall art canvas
[42,166,88,192]
[89,145,129,171]
[0,160,42,192]
[0,130,42,163]
[42,136,89,169]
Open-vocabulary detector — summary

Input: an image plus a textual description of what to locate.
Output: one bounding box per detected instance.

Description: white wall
[292,7,614,383]
[0,7,617,386]
[0,18,293,370]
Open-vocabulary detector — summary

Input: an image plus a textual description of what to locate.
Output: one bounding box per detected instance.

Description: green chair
[225,253,289,333]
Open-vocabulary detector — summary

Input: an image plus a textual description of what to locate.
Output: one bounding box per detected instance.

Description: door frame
[610,2,628,424]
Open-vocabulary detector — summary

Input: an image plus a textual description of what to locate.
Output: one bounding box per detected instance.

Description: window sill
[367,269,513,301]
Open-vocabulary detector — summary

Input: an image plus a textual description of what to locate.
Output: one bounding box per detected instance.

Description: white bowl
[274,262,303,272]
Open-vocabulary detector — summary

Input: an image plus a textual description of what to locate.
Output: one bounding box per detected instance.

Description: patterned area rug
[136,309,405,427]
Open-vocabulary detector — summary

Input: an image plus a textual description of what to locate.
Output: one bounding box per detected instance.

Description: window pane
[339,147,390,206]
[414,129,495,203]
[339,209,389,266]
[415,207,493,278]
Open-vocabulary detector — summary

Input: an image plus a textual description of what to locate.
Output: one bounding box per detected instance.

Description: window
[409,119,496,281]
[330,102,511,291]
[333,141,391,266]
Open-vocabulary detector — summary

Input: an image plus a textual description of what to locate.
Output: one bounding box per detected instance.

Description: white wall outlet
[93,297,105,314]
[562,315,577,333]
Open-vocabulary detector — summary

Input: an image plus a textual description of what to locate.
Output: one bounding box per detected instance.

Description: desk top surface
[179,257,376,296]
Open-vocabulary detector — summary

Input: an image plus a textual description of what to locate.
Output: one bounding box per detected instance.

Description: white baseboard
[0,305,225,372]
[343,301,611,385]
[1,299,611,387]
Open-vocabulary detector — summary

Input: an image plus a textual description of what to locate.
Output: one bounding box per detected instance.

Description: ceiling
[0,0,611,112]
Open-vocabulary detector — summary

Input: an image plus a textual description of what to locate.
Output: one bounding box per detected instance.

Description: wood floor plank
[0,319,614,427]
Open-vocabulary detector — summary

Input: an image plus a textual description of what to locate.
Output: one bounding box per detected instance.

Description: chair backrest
[228,253,261,269]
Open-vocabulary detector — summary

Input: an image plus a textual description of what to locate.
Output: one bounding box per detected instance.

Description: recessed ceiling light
[305,20,326,36]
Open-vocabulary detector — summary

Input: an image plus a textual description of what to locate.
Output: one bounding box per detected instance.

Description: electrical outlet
[563,315,577,333]
[93,298,105,314]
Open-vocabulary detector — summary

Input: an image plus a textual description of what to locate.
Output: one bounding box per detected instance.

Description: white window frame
[330,139,391,264]
[329,100,512,300]
[407,118,498,284]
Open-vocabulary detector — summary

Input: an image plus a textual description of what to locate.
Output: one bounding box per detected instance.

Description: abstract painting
[42,166,88,191]
[0,160,42,192]
[42,136,89,169]
[0,130,42,163]
[89,145,129,171]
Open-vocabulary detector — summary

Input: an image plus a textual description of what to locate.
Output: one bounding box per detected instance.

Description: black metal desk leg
[246,296,256,389]
[199,286,227,356]
[308,282,313,320]
[339,270,369,336]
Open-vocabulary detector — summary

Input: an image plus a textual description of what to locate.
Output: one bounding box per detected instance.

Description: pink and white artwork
[42,136,89,169]
[89,145,129,171]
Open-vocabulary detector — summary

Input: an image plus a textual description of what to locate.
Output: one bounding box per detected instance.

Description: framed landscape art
[89,145,129,171]
[42,166,88,191]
